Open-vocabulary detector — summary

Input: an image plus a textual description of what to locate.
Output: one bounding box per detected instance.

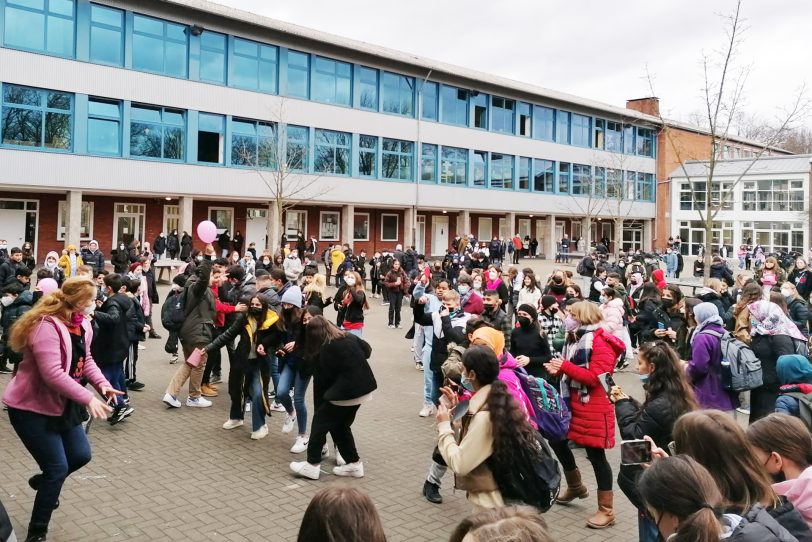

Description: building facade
[670,155,812,256]
[0,0,660,261]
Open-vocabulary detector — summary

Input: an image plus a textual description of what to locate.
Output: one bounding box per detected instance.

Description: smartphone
[597,372,616,395]
[657,322,666,330]
[621,439,653,465]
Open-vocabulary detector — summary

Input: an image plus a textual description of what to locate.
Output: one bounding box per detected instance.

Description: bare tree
[567,167,607,253]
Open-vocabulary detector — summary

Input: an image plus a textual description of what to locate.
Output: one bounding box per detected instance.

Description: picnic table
[153,259,185,284]
[669,279,704,297]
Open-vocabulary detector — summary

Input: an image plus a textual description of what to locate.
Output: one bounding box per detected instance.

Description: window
[4,0,75,57]
[472,92,488,129]
[314,128,351,175]
[518,157,530,190]
[555,111,570,144]
[357,66,378,110]
[440,85,468,126]
[440,146,467,185]
[319,211,339,241]
[533,106,554,141]
[232,38,278,93]
[681,181,731,210]
[87,97,120,155]
[571,114,590,147]
[358,135,377,177]
[491,97,514,134]
[517,102,531,137]
[132,14,187,78]
[381,138,413,181]
[533,159,554,192]
[623,124,635,154]
[593,119,605,149]
[312,56,351,106]
[490,154,513,189]
[129,104,184,160]
[636,127,655,157]
[606,121,622,152]
[381,214,398,241]
[286,50,310,98]
[231,118,276,168]
[571,164,591,195]
[199,31,226,84]
[208,207,233,234]
[742,179,804,212]
[421,144,437,183]
[557,162,571,193]
[473,150,487,187]
[606,169,622,199]
[625,171,636,199]
[635,172,654,201]
[57,200,93,240]
[285,125,308,172]
[353,213,369,241]
[594,167,606,197]
[89,3,123,66]
[421,81,438,121]
[381,72,414,116]
[1,84,72,150]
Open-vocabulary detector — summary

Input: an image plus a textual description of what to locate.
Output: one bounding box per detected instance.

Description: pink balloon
[197,220,218,244]
[37,278,59,295]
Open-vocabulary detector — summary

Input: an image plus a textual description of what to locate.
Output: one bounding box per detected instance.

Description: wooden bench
[153,259,185,284]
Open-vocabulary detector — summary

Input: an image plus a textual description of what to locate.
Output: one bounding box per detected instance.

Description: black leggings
[550,440,613,491]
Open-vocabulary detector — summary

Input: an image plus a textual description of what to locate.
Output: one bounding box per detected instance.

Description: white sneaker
[251,424,269,440]
[186,396,212,408]
[245,401,252,412]
[222,419,243,430]
[291,435,309,453]
[290,461,320,480]
[138,344,146,350]
[419,403,436,417]
[270,402,286,412]
[333,461,364,478]
[162,393,181,408]
[335,449,346,467]
[282,414,296,433]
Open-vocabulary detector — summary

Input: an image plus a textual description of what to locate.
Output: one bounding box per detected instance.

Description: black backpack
[489,433,561,512]
[161,289,186,332]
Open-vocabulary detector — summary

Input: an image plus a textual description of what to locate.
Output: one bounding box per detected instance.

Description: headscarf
[471,327,504,357]
[692,302,724,343]
[777,355,812,386]
[747,300,807,342]
[651,269,666,290]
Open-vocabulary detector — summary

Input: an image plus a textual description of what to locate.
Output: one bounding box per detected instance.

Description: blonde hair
[304,273,326,297]
[443,290,460,303]
[9,276,96,352]
[704,278,723,292]
[782,282,801,300]
[568,300,603,325]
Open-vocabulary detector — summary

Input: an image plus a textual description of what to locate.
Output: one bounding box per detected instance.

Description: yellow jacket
[330,248,345,270]
[58,251,84,278]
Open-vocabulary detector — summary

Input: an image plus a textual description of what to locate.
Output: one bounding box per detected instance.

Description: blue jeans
[348,328,363,338]
[277,362,311,434]
[270,355,280,395]
[245,357,271,431]
[8,408,92,530]
[638,510,659,542]
[419,325,435,404]
[100,362,127,408]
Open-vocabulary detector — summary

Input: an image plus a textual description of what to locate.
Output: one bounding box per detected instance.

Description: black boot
[25,522,48,542]
[422,481,443,504]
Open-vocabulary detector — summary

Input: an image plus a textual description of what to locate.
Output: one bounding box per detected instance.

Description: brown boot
[556,468,589,503]
[586,490,615,529]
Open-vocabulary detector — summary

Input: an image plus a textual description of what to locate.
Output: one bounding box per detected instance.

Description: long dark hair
[296,487,387,542]
[638,341,698,417]
[735,282,763,316]
[639,282,661,304]
[303,315,347,357]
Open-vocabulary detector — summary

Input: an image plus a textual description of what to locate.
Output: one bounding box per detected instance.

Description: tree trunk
[266,200,282,255]
[614,218,623,254]
[703,221,712,281]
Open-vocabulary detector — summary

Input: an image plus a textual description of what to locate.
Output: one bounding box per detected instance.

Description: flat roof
[669,154,812,178]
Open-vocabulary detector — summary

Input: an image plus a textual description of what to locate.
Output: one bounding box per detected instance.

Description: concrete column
[456,210,471,237]
[581,217,590,252]
[179,196,194,240]
[642,219,653,252]
[505,212,516,238]
[64,190,82,249]
[404,207,415,249]
[547,215,557,260]
[341,204,355,251]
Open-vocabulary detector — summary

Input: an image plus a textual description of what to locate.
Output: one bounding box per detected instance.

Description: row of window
[678,180,805,212]
[678,220,805,255]
[0,0,657,157]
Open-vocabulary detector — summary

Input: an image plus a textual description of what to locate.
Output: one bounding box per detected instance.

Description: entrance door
[415,215,426,256]
[431,215,449,256]
[555,221,564,244]
[113,204,145,249]
[163,205,179,236]
[285,210,307,241]
[246,208,268,250]
[0,209,27,248]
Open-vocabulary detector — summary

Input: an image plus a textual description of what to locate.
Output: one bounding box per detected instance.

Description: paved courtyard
[1,258,655,542]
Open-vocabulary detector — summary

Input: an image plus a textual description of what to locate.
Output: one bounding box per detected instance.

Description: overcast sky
[213,0,811,129]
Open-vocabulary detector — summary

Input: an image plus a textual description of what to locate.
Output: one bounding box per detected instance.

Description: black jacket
[724,503,799,542]
[697,291,727,318]
[633,299,672,343]
[205,312,283,361]
[509,325,552,378]
[0,260,23,286]
[338,289,366,325]
[710,262,734,286]
[81,248,105,275]
[768,497,812,542]
[752,334,798,391]
[153,235,167,254]
[179,260,216,347]
[91,294,133,365]
[789,268,812,299]
[314,334,377,404]
[143,268,160,305]
[167,233,180,253]
[788,298,809,337]
[180,234,193,259]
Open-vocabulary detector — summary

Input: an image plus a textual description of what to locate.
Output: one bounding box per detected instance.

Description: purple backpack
[513,368,571,442]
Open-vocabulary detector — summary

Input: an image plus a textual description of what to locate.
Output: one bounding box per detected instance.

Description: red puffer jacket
[560,328,625,449]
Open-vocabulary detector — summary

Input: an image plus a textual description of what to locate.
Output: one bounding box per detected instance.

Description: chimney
[626,97,660,117]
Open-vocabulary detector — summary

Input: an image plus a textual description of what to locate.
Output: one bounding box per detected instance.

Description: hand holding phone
[621,439,652,465]
[597,372,617,396]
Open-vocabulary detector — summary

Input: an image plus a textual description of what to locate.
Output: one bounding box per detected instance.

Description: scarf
[560,324,599,405]
[692,302,724,344]
[748,300,806,342]
[486,277,502,291]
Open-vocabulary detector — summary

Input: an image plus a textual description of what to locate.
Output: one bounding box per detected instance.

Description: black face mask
[661,298,675,310]
[249,308,263,318]
[771,471,787,484]
[518,316,532,328]
[565,293,575,300]
[483,304,495,314]
[549,307,559,314]
[552,276,563,285]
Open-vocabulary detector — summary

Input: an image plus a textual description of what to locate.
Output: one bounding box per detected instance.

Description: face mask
[549,306,559,314]
[249,307,263,318]
[344,275,356,286]
[120,245,125,250]
[781,289,793,298]
[661,298,675,309]
[639,373,650,382]
[46,260,57,269]
[460,372,474,392]
[82,303,95,316]
[196,256,203,262]
[473,281,482,289]
[483,303,497,314]
[599,295,608,304]
[0,296,13,307]
[518,316,532,328]
[488,271,498,280]
[564,315,580,332]
[565,293,575,300]
[552,276,563,285]
[262,259,270,265]
[458,285,469,295]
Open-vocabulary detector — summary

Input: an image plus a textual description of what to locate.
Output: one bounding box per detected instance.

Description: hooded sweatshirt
[774,467,812,531]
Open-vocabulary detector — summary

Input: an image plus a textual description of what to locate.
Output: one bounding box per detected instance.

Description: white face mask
[196,256,204,262]
[46,259,57,269]
[0,296,13,307]
[458,285,470,295]
[344,275,356,286]
[473,280,482,289]
[489,271,498,280]
[781,289,793,298]
[82,303,95,316]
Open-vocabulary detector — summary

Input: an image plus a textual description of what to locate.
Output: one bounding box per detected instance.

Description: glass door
[113,204,145,249]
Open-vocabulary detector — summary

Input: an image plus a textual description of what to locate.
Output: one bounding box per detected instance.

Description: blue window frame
[421,81,438,121]
[490,153,513,189]
[636,127,655,157]
[286,125,308,172]
[472,92,488,129]
[197,112,224,164]
[532,106,554,141]
[440,146,467,185]
[421,143,437,183]
[606,121,622,152]
[518,156,531,190]
[358,135,377,177]
[199,31,226,85]
[312,56,351,106]
[606,168,622,198]
[381,138,413,180]
[129,104,185,160]
[132,14,187,78]
[571,114,591,147]
[533,159,554,192]
[557,162,571,193]
[555,111,570,144]
[87,97,120,155]
[231,118,276,168]
[593,119,605,149]
[286,50,310,99]
[314,128,351,175]
[517,102,531,137]
[381,72,414,117]
[232,38,278,93]
[440,85,468,126]
[636,172,655,201]
[357,66,378,110]
[1,84,72,150]
[89,3,123,66]
[571,163,591,195]
[594,167,606,197]
[491,97,514,134]
[3,0,75,57]
[473,150,487,186]
[623,124,635,154]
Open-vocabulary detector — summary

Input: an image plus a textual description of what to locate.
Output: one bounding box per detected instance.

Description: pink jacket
[600,298,625,336]
[2,316,110,416]
[498,353,536,428]
[774,466,812,529]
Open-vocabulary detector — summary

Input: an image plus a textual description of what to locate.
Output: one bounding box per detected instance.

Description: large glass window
[742,179,804,212]
[440,85,468,126]
[132,14,187,78]
[473,150,487,187]
[197,112,224,164]
[533,106,554,141]
[636,127,655,157]
[680,181,731,210]
[199,31,226,85]
[491,97,514,134]
[593,119,605,149]
[87,97,120,155]
[518,157,530,190]
[421,143,437,183]
[594,167,606,197]
[314,128,350,175]
[533,159,554,192]
[286,50,310,98]
[557,162,571,193]
[490,153,513,189]
[555,111,570,144]
[440,146,467,185]
[4,0,75,57]
[472,92,488,129]
[89,3,123,66]
[421,81,438,121]
[606,121,622,152]
[571,114,590,147]
[1,84,72,150]
[312,56,351,106]
[357,66,378,110]
[381,138,413,181]
[571,163,591,195]
[517,102,531,137]
[286,125,308,172]
[381,72,414,117]
[623,124,635,154]
[232,38,278,93]
[635,172,654,201]
[129,104,184,160]
[606,169,623,199]
[358,135,377,177]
